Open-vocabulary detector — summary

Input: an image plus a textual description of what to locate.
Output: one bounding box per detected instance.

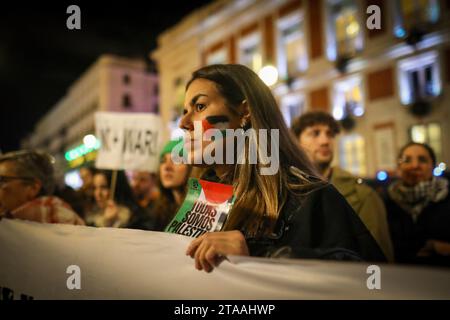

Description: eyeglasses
[0,175,35,187]
[398,155,431,165]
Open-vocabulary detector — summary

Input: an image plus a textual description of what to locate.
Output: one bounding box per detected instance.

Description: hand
[186,230,249,273]
[103,200,119,223]
[417,239,450,257]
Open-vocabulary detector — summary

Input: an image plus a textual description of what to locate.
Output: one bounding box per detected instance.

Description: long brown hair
[186,64,324,238]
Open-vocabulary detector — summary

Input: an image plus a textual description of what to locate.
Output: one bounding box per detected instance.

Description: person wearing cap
[0,150,85,225]
[150,138,191,231]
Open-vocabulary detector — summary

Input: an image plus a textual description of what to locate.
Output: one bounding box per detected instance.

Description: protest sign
[1,219,450,300]
[95,112,163,171]
[165,178,235,237]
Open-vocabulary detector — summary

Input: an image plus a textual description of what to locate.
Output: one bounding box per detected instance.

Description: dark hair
[94,170,137,208]
[398,142,437,167]
[291,111,341,138]
[0,150,55,196]
[80,166,98,176]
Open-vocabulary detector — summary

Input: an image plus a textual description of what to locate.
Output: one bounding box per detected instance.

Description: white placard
[95,112,163,171]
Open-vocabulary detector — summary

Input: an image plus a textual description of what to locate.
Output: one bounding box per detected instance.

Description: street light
[83,134,97,149]
[258,65,278,86]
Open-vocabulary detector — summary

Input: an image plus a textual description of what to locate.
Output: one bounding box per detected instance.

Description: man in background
[292,111,394,262]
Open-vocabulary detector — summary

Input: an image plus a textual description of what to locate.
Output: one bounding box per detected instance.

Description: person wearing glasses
[0,150,85,225]
[385,142,450,266]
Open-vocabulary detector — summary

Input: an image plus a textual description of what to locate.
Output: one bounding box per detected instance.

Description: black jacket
[246,183,387,262]
[384,184,450,266]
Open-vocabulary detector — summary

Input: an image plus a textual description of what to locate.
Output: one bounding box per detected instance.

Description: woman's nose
[180,112,194,131]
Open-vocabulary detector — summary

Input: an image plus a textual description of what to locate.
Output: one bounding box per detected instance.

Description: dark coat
[384,183,450,266]
[246,183,387,262]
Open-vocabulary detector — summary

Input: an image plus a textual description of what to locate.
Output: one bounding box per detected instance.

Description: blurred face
[0,161,40,213]
[93,173,110,209]
[160,154,189,189]
[79,168,93,189]
[398,145,434,186]
[298,124,335,169]
[130,171,154,200]
[179,78,244,165]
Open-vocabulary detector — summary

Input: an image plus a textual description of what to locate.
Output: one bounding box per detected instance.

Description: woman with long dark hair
[180,64,386,272]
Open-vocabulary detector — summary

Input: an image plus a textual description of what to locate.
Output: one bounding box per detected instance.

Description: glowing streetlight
[258,65,278,86]
[83,134,97,149]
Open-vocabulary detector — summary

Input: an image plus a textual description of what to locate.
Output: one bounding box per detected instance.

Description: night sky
[0,1,213,153]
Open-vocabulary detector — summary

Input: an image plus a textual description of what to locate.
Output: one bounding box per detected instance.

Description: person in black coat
[177,64,385,272]
[384,142,450,267]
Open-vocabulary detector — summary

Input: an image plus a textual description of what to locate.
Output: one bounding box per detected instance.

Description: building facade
[23,54,159,187]
[151,0,450,178]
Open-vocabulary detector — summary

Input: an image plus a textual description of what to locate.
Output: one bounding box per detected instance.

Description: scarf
[388,177,448,222]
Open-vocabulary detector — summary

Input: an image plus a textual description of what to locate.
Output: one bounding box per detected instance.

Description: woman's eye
[195,103,206,112]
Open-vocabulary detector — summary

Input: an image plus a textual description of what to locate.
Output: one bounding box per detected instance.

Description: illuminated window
[277,12,307,79]
[339,134,367,176]
[206,47,228,65]
[238,32,262,72]
[398,51,441,105]
[332,75,364,120]
[326,0,363,61]
[410,122,442,160]
[392,0,440,38]
[281,94,305,126]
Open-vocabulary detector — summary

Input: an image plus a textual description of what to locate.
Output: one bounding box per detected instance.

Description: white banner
[95,112,163,171]
[0,219,449,300]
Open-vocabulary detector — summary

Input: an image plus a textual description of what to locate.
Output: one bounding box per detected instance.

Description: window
[339,134,367,176]
[392,0,440,38]
[238,32,262,72]
[332,75,364,120]
[326,0,363,61]
[277,12,307,79]
[398,51,441,105]
[281,94,305,126]
[122,94,132,108]
[206,47,228,65]
[123,74,131,85]
[410,122,442,160]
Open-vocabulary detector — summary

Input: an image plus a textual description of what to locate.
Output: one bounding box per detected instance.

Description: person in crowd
[178,64,386,273]
[87,169,155,230]
[150,138,191,231]
[129,170,158,213]
[0,150,84,225]
[385,142,450,266]
[291,111,394,262]
[77,166,97,216]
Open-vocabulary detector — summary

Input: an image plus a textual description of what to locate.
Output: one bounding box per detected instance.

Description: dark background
[0,1,212,153]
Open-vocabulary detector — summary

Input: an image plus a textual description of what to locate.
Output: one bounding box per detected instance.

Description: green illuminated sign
[65,140,101,161]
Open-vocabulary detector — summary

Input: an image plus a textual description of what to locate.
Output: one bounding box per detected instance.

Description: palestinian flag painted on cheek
[164,178,235,238]
[202,115,230,140]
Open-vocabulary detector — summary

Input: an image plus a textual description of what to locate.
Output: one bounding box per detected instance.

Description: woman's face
[160,154,190,189]
[398,145,434,186]
[180,78,244,165]
[93,173,110,209]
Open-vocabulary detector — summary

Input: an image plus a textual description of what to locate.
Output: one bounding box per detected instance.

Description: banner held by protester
[1,219,450,300]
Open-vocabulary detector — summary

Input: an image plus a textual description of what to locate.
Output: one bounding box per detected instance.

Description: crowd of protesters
[1,64,448,269]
